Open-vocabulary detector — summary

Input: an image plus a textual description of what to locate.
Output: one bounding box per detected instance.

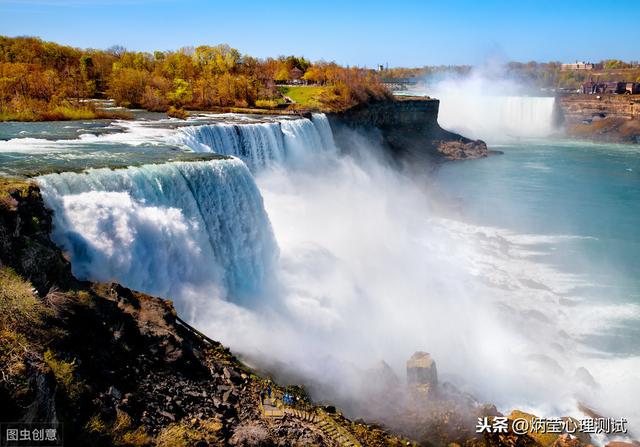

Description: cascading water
[436,95,558,140]
[29,110,639,434]
[37,159,277,302]
[177,122,286,170]
[176,114,336,169]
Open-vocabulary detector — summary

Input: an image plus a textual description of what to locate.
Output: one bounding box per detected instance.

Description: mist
[36,117,639,435]
[407,67,560,142]
[177,128,636,430]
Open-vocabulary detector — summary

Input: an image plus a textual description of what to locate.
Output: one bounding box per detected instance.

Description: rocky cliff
[0,179,414,447]
[558,94,640,143]
[327,97,489,162]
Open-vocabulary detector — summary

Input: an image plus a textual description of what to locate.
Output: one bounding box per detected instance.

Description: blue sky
[1,0,638,67]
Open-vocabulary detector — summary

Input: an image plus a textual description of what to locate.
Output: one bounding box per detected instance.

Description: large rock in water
[407,351,438,395]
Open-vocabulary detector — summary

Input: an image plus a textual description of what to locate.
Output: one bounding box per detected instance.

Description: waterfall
[37,159,277,301]
[176,114,336,169]
[177,122,286,170]
[436,95,558,141]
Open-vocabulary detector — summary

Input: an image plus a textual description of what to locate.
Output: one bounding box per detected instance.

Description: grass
[44,349,84,401]
[277,86,329,109]
[0,178,31,209]
[0,267,48,392]
[0,267,46,332]
[0,105,132,122]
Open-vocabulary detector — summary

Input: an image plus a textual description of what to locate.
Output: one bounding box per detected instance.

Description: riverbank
[0,104,132,122]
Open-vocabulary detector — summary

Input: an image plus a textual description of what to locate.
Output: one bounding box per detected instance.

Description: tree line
[382,60,640,91]
[0,36,390,120]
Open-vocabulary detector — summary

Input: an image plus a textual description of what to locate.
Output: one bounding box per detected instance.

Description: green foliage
[254,99,278,109]
[278,86,326,108]
[0,267,46,332]
[167,78,192,107]
[43,349,84,401]
[0,35,391,117]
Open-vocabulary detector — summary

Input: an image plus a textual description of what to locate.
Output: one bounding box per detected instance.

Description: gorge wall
[327,97,489,162]
[558,94,640,143]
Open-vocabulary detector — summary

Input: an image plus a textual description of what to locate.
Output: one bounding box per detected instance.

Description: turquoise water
[433,139,640,354]
[2,116,639,428]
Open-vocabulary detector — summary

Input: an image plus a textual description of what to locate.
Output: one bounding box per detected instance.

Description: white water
[176,113,336,170]
[437,95,557,140]
[37,159,277,301]
[404,72,558,141]
[31,113,638,437]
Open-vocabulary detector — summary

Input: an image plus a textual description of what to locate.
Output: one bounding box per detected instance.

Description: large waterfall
[436,95,558,141]
[37,159,277,302]
[28,109,640,432]
[177,114,336,169]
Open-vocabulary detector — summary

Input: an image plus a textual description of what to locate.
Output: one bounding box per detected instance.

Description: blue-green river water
[1,116,638,435]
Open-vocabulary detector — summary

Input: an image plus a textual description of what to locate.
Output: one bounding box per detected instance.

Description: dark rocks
[328,97,490,163]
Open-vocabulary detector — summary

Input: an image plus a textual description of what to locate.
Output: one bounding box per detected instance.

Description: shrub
[166,106,189,119]
[43,349,84,401]
[255,99,278,109]
[0,267,46,332]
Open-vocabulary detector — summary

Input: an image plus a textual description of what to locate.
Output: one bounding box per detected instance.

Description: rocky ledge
[558,94,640,144]
[327,97,489,162]
[0,179,414,447]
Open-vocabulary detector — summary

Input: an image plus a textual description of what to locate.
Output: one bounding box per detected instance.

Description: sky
[0,0,638,67]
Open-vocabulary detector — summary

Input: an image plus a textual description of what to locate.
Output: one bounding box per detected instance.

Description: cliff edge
[0,179,414,447]
[327,97,489,162]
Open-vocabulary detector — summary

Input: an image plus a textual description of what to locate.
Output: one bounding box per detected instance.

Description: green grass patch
[0,267,48,391]
[44,349,84,401]
[0,267,46,332]
[277,86,329,109]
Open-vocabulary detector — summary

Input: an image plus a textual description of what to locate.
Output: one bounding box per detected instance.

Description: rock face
[407,352,438,395]
[558,94,640,143]
[328,97,489,162]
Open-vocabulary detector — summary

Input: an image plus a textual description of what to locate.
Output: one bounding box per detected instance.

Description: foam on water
[175,113,336,169]
[37,159,277,301]
[26,113,639,437]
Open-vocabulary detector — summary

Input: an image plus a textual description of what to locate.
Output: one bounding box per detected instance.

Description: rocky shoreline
[558,94,640,144]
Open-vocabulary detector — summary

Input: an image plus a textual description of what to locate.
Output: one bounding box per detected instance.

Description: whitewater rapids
[31,112,639,436]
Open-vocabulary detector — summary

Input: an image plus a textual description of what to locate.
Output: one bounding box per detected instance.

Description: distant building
[562,61,602,71]
[582,80,639,94]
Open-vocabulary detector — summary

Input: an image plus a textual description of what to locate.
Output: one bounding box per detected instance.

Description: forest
[0,36,390,121]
